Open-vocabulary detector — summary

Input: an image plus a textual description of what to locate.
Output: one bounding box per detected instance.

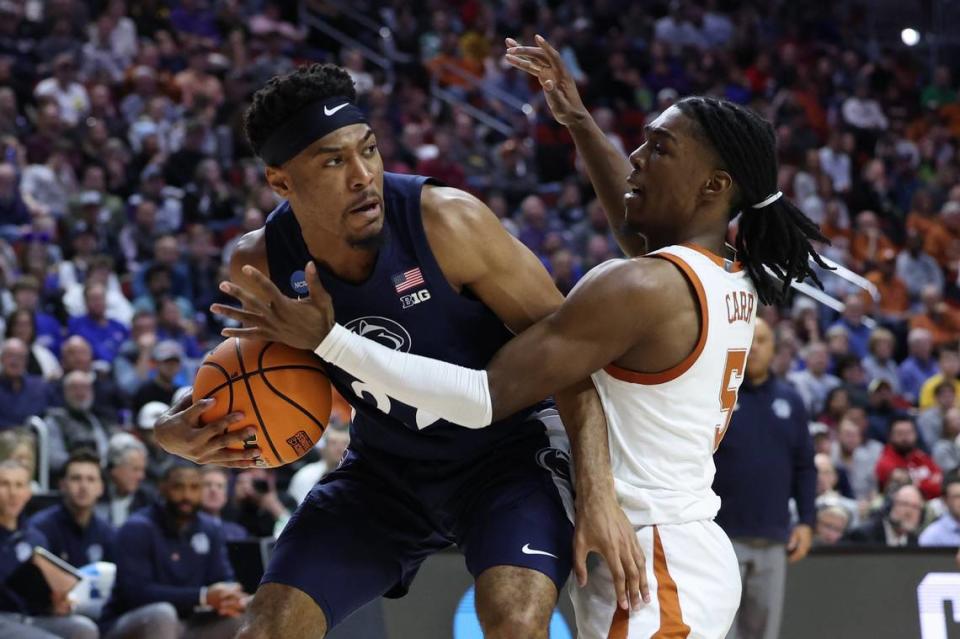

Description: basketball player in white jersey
[213,37,828,638]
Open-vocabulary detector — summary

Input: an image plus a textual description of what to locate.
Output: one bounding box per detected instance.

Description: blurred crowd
[0,0,953,634]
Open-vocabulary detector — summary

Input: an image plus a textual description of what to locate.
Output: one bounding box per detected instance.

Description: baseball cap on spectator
[79,191,103,207]
[11,275,40,294]
[152,340,183,362]
[868,378,892,394]
[137,401,169,430]
[809,422,830,438]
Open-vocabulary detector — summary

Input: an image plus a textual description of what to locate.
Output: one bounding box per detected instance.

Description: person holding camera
[223,469,296,539]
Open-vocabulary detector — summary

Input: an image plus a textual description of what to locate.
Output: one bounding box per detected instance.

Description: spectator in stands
[133,340,187,414]
[45,370,111,473]
[132,234,192,303]
[924,201,960,269]
[62,255,133,326]
[899,328,938,405]
[224,468,296,539]
[912,285,960,349]
[919,344,960,410]
[818,387,851,429]
[829,294,872,358]
[200,467,247,541]
[118,200,160,274]
[862,328,900,393]
[56,335,123,426]
[0,460,99,638]
[876,418,943,500]
[113,310,158,399]
[919,472,960,546]
[834,415,882,501]
[788,342,841,416]
[10,276,61,356]
[96,434,153,528]
[155,297,202,361]
[865,378,908,442]
[34,53,90,127]
[0,429,40,493]
[850,211,895,273]
[66,283,130,365]
[0,162,30,239]
[0,337,50,428]
[814,453,858,522]
[101,462,247,639]
[29,449,115,568]
[5,309,61,381]
[814,503,851,547]
[287,422,350,504]
[825,325,853,371]
[844,484,923,546]
[713,319,815,639]
[932,409,960,475]
[863,249,909,323]
[899,228,944,298]
[837,354,870,409]
[918,381,957,449]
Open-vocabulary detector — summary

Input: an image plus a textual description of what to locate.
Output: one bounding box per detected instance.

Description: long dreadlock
[675,96,830,305]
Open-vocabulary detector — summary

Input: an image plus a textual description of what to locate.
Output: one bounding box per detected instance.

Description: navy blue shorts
[261,411,574,629]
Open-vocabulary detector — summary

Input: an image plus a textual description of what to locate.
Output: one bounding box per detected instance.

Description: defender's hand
[211,261,335,350]
[504,35,589,127]
[573,490,650,610]
[154,392,261,468]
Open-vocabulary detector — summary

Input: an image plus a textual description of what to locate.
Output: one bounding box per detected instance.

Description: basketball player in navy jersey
[154,63,645,638]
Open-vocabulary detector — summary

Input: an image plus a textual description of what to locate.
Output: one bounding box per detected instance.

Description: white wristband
[315,324,494,428]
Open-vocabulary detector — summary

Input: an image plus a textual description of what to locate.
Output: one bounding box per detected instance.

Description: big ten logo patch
[401,289,432,310]
[286,430,314,456]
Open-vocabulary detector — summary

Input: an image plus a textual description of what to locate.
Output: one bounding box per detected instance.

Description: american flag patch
[392,267,425,293]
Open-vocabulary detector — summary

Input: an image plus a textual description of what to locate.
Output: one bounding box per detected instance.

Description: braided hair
[674,96,830,304]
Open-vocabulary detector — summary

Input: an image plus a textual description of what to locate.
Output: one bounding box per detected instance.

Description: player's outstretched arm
[505,35,645,257]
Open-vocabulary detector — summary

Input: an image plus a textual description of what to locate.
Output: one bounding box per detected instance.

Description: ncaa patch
[290,270,308,296]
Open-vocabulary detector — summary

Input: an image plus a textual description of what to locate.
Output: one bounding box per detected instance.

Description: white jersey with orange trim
[591,243,758,527]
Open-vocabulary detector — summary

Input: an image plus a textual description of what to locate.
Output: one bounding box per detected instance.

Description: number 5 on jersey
[716,349,748,450]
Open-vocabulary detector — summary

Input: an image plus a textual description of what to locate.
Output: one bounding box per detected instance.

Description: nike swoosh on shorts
[521,543,558,559]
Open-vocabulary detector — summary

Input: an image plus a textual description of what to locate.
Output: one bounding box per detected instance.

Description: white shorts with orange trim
[570,520,741,639]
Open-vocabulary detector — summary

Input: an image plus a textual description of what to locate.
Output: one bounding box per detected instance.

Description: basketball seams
[196,364,325,401]
[235,338,282,464]
[257,344,329,438]
[197,361,235,418]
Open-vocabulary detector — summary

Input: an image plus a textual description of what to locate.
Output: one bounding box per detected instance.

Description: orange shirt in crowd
[910,307,960,347]
[924,222,960,267]
[820,221,852,245]
[863,271,910,317]
[906,211,941,238]
[851,231,894,269]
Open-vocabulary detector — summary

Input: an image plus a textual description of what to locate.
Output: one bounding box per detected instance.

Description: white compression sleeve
[315,324,494,428]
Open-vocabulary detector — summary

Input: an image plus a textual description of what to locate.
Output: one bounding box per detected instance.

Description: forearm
[315,324,494,427]
[555,379,615,499]
[567,116,645,257]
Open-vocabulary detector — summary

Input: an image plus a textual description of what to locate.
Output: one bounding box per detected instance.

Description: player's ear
[702,169,733,201]
[264,166,292,198]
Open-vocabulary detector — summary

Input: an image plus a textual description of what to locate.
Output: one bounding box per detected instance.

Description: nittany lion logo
[536,448,572,483]
[344,316,412,352]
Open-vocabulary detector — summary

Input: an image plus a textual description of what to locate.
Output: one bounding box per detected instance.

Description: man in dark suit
[844,483,923,546]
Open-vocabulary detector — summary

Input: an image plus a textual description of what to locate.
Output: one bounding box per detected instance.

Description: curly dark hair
[243,63,357,157]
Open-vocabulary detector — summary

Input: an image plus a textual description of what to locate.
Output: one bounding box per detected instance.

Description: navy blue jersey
[29,503,116,567]
[265,172,551,463]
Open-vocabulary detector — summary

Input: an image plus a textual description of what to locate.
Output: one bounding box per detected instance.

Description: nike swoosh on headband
[324,103,349,116]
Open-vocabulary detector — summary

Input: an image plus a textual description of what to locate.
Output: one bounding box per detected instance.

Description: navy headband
[257,96,368,167]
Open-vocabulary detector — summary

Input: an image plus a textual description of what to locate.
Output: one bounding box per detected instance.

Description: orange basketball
[193,338,332,468]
